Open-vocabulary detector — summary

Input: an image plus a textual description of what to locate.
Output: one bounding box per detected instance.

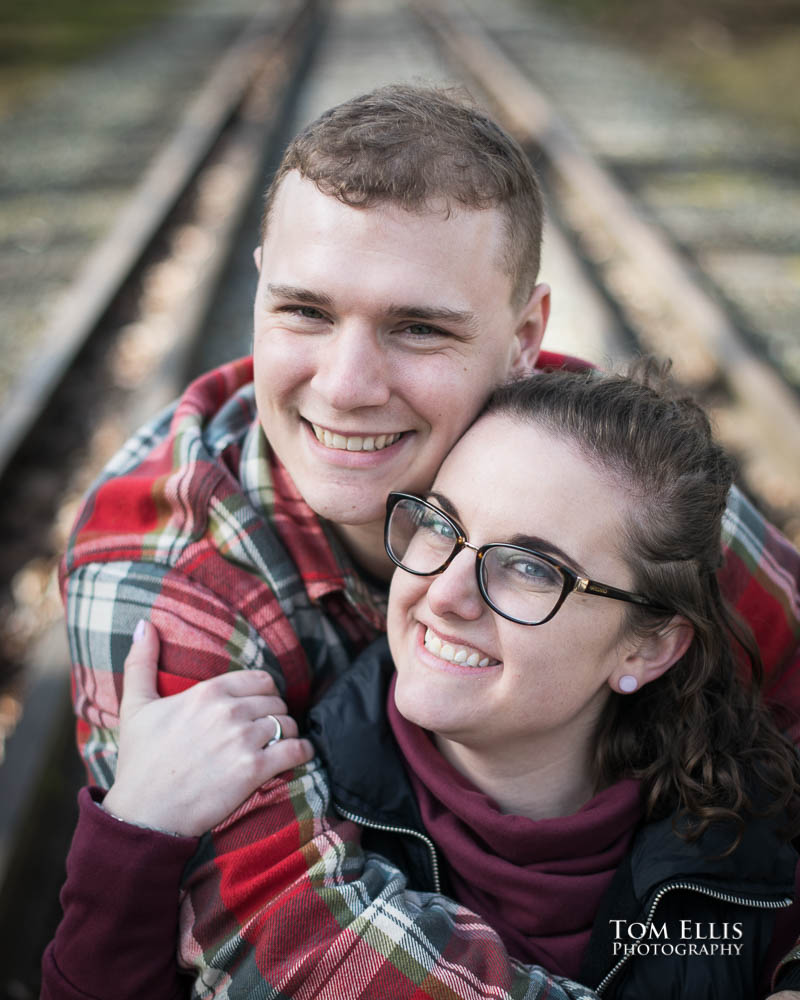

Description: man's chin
[302,488,387,529]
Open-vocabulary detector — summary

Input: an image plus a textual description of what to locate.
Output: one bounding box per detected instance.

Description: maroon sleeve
[41,786,199,1000]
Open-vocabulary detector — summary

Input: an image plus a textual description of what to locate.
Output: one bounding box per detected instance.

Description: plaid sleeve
[64,563,596,1000]
[719,485,800,742]
[64,559,287,787]
[178,761,598,1000]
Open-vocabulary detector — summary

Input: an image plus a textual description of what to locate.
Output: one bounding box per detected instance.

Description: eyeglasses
[384,492,672,626]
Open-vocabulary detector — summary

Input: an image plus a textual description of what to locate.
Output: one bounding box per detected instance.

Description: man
[59,85,800,996]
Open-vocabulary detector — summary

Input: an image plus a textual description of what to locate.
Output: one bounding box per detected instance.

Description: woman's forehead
[431,415,633,573]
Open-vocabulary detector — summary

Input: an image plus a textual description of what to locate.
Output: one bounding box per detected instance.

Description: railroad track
[0,1,323,988]
[0,0,323,682]
[0,0,797,990]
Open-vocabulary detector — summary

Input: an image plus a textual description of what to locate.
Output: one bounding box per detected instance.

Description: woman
[43,361,800,999]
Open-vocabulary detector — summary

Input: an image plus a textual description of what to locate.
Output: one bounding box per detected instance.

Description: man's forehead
[269,170,505,235]
[261,174,515,309]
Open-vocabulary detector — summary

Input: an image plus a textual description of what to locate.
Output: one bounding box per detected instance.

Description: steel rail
[0,1,324,983]
[0,0,317,480]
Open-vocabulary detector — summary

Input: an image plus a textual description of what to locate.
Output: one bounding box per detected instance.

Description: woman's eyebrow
[426,491,462,522]
[426,494,590,576]
[509,534,588,576]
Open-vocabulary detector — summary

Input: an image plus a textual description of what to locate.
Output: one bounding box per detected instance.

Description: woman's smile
[419,622,500,671]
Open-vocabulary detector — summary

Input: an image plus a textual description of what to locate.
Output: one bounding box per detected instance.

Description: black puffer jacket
[309,638,797,1000]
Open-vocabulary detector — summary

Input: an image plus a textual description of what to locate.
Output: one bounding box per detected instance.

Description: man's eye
[403,323,444,338]
[276,304,326,321]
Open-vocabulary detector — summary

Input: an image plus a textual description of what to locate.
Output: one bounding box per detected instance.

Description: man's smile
[310,421,406,453]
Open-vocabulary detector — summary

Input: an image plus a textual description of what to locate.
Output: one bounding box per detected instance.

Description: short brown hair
[261,84,544,306]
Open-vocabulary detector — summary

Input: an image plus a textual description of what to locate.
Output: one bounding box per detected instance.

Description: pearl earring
[618,675,639,694]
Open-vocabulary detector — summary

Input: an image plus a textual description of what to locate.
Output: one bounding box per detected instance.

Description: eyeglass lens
[387,497,567,624]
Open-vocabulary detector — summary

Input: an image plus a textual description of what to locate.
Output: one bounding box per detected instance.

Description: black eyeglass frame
[384,491,672,626]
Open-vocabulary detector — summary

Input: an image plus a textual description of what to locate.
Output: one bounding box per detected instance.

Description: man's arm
[177,756,596,1000]
[720,485,800,740]
[64,559,295,787]
[720,486,800,995]
[59,595,597,999]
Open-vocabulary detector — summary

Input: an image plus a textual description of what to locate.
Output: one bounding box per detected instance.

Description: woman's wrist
[101,784,187,837]
[99,795,184,838]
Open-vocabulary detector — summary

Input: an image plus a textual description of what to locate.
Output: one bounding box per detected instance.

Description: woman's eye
[421,512,456,538]
[504,554,559,586]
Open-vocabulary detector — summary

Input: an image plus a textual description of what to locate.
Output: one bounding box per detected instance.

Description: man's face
[252,172,548,531]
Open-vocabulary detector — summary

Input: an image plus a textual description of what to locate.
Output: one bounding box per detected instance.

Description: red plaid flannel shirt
[60,354,800,997]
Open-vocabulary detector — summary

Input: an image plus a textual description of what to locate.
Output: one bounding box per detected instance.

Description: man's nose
[426,548,485,621]
[311,325,392,411]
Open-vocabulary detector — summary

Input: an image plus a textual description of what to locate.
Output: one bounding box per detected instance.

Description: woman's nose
[425,547,485,621]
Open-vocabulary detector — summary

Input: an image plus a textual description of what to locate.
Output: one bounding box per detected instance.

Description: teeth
[312,424,401,452]
[424,628,495,668]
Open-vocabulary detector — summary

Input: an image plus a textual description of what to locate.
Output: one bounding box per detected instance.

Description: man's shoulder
[535,349,595,373]
[63,357,260,575]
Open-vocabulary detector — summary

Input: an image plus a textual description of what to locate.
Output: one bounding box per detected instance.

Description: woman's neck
[434,726,598,821]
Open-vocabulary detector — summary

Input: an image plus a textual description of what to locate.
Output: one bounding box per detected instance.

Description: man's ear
[510,282,550,374]
[611,616,694,693]
[253,246,262,271]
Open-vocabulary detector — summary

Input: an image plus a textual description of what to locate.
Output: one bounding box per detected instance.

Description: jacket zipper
[595,881,793,995]
[335,805,443,893]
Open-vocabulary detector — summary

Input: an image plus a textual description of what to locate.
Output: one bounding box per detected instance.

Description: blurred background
[0,0,798,993]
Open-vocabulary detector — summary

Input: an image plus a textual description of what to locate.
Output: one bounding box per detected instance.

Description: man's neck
[332,519,395,582]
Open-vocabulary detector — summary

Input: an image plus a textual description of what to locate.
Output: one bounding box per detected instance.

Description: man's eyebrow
[266,284,333,307]
[265,287,476,329]
[388,303,477,330]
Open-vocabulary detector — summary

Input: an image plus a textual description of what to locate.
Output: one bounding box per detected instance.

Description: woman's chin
[393,675,442,732]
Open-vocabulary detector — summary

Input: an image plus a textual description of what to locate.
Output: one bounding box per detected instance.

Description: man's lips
[309,421,406,453]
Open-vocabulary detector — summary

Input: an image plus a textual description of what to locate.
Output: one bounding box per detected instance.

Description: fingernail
[133,619,147,643]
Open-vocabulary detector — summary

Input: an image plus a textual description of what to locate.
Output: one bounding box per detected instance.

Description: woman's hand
[102,620,315,836]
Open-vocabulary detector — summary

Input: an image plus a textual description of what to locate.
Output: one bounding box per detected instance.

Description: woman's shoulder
[582,809,797,998]
[628,809,797,902]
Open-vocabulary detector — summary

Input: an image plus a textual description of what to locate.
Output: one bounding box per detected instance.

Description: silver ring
[266,714,283,746]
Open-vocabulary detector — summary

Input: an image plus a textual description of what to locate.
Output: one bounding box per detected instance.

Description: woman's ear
[611,616,694,694]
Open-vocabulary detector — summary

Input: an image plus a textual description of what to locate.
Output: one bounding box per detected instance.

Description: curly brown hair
[486,358,800,850]
[260,84,544,307]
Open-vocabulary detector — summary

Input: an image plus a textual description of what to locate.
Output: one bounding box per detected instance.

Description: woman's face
[387,413,642,771]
